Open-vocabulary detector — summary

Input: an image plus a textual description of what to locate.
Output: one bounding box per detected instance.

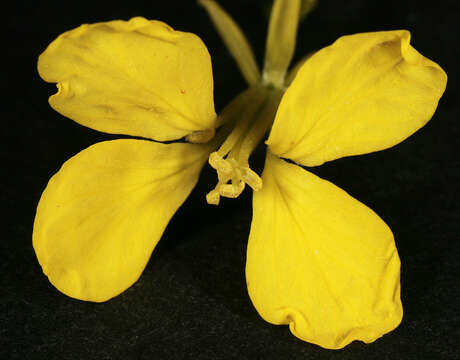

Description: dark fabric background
[3,0,459,359]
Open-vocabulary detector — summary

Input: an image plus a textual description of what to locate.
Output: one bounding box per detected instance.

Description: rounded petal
[33,139,211,302]
[267,30,447,166]
[246,152,402,349]
[38,17,216,141]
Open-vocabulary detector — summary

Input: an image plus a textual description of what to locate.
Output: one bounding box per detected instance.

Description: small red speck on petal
[180,89,185,94]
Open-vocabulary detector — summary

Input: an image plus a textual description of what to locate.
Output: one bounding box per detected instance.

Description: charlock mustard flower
[34,0,447,350]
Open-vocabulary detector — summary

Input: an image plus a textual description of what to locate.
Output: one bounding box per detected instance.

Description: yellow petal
[267,30,447,166]
[38,17,216,141]
[33,139,211,302]
[246,152,402,349]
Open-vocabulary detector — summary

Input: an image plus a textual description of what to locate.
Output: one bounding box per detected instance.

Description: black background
[3,0,459,359]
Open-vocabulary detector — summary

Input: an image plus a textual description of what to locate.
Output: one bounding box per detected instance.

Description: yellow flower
[34,0,446,350]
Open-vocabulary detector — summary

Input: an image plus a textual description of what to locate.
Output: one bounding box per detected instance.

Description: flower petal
[246,152,402,349]
[267,30,447,166]
[38,17,216,141]
[33,139,211,302]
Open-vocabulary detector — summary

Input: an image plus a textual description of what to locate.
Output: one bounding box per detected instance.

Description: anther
[219,180,245,198]
[209,152,233,175]
[241,167,263,191]
[206,189,221,205]
[185,128,215,143]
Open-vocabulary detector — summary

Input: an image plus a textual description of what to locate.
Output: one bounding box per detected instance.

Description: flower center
[206,85,283,205]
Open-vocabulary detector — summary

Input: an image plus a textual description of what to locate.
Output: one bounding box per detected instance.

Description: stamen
[206,189,221,205]
[241,167,263,191]
[219,180,245,198]
[209,152,233,176]
[206,86,283,205]
[216,88,267,157]
[236,90,283,163]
